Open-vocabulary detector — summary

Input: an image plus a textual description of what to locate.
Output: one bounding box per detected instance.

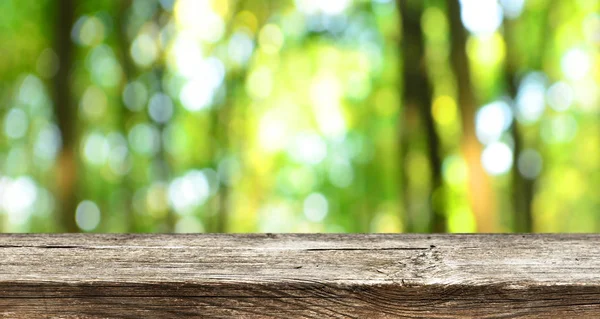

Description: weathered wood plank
[1,234,600,318]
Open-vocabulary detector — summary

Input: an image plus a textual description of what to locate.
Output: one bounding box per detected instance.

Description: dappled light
[0,0,599,233]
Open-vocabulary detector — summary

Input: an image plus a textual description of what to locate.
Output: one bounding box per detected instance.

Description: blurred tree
[210,0,247,233]
[398,0,445,232]
[448,0,497,232]
[116,0,135,232]
[53,0,79,232]
[504,0,551,232]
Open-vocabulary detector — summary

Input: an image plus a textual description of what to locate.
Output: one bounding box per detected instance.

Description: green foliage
[0,0,597,233]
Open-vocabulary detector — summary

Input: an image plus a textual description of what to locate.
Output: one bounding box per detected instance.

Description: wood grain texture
[1,234,600,318]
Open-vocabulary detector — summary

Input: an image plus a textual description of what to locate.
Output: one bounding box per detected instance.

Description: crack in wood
[304,247,430,252]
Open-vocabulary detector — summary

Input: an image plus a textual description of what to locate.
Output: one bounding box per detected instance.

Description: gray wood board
[1,234,599,318]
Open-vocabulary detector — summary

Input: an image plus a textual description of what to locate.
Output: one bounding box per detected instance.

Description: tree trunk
[447,0,497,232]
[504,19,533,233]
[116,0,137,232]
[54,0,79,232]
[211,1,258,233]
[504,1,551,232]
[398,0,446,232]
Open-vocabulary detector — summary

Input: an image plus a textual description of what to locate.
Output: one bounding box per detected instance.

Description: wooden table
[1,234,599,318]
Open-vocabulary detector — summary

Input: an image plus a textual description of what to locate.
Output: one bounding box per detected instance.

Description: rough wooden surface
[1,234,600,318]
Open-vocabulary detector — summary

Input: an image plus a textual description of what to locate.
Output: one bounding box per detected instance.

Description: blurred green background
[0,0,596,233]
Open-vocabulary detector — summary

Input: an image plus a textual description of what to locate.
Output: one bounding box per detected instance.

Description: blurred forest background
[0,0,597,233]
